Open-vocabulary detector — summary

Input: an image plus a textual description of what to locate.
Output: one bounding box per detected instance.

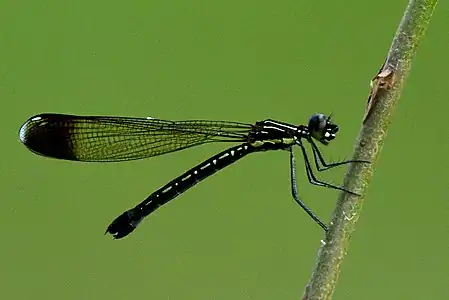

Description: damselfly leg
[289,147,328,231]
[308,138,370,172]
[296,139,359,196]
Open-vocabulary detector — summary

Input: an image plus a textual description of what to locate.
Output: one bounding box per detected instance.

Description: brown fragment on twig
[363,63,395,124]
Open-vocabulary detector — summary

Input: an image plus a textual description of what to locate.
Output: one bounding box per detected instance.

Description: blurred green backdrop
[1,1,448,299]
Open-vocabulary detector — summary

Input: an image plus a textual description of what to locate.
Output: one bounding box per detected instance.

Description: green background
[2,1,448,299]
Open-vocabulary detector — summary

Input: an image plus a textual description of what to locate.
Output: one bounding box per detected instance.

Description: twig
[302,1,438,299]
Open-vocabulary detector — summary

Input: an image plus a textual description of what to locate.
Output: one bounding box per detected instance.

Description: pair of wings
[19,114,253,162]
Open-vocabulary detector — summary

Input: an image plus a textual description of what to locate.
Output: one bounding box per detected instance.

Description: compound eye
[308,113,327,132]
[308,113,338,145]
[308,113,327,140]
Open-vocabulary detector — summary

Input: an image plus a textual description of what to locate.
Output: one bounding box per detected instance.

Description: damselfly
[19,113,367,239]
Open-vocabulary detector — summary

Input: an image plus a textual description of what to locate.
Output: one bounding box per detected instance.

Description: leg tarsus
[308,138,369,172]
[298,140,361,196]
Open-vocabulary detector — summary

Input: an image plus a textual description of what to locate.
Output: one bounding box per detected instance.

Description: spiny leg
[289,147,328,231]
[296,140,359,196]
[308,138,370,172]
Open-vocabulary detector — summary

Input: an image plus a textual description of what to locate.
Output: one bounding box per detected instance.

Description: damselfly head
[308,113,339,145]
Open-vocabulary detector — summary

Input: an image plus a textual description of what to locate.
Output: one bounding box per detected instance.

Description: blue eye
[308,113,327,131]
[308,113,338,144]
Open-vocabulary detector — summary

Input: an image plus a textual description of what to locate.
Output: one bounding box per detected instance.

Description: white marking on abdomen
[219,153,230,159]
[182,174,192,181]
[162,186,172,194]
[200,163,211,170]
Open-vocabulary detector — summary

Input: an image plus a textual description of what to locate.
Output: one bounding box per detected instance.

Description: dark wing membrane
[19,113,252,162]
